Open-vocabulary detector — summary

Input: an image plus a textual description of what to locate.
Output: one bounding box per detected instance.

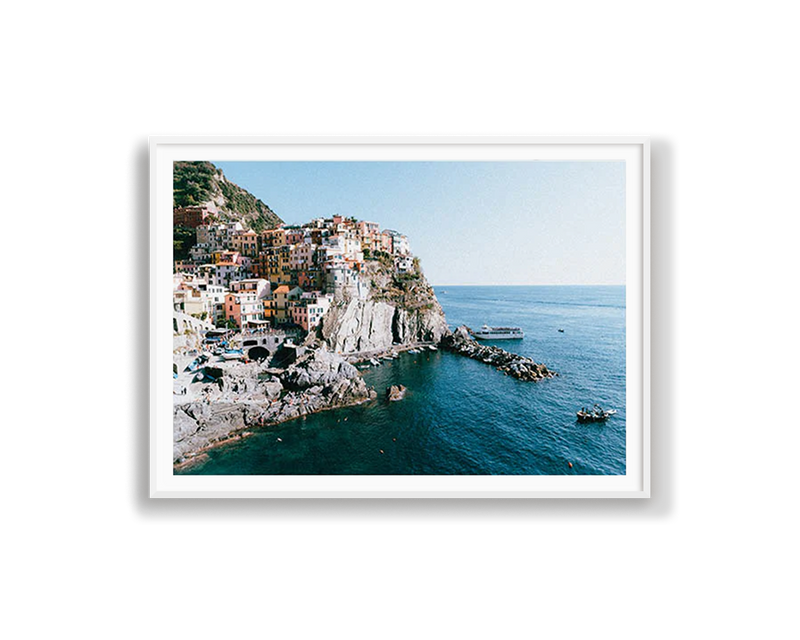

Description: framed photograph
[150,137,650,498]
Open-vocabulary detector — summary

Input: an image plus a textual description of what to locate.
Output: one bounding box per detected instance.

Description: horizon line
[430,283,626,287]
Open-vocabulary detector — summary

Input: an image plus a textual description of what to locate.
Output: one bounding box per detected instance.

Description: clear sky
[213,160,626,286]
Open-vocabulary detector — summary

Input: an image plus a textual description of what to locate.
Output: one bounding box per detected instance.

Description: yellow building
[273,285,303,324]
[260,227,287,248]
[273,285,290,323]
[231,230,259,258]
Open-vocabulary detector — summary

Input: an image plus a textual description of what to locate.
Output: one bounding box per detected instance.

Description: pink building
[290,293,332,331]
[285,227,305,245]
[225,292,264,328]
[379,231,393,253]
[357,220,379,238]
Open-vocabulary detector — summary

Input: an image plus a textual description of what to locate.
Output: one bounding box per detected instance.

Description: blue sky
[214,161,626,286]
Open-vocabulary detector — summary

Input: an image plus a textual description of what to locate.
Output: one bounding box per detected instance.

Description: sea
[178,286,626,476]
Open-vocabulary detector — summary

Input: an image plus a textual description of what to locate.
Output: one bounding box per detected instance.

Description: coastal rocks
[386,384,407,401]
[173,345,377,465]
[172,401,249,463]
[441,325,557,382]
[281,346,360,390]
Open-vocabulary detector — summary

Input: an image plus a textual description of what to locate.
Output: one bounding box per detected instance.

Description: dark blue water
[179,286,626,475]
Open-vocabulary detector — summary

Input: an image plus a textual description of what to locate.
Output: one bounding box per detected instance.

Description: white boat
[576,406,617,423]
[471,324,524,340]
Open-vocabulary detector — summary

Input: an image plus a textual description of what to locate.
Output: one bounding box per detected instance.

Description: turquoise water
[178,286,626,475]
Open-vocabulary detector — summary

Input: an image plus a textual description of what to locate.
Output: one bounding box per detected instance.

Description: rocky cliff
[319,257,449,354]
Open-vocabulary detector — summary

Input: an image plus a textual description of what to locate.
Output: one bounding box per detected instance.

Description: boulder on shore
[386,384,407,401]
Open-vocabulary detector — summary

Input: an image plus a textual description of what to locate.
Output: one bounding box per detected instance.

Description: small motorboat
[576,405,617,423]
[558,329,565,333]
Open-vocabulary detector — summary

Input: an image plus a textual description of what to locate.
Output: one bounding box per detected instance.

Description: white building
[342,235,364,262]
[230,278,271,300]
[290,292,333,331]
[305,293,332,331]
[195,262,243,289]
[395,256,414,273]
[197,282,227,324]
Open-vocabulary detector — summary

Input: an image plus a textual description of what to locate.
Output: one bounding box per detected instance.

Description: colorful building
[273,285,304,325]
[292,292,332,332]
[290,242,317,270]
[385,230,410,256]
[284,226,306,245]
[231,230,259,258]
[175,212,419,334]
[224,291,264,328]
[260,227,287,248]
[230,278,270,300]
[173,206,211,228]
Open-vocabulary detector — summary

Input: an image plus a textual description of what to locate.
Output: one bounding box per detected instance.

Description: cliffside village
[173,206,414,338]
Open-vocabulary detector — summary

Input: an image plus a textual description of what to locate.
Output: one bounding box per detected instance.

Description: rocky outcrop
[320,259,449,354]
[173,346,376,465]
[386,385,407,401]
[441,326,557,382]
[281,346,361,390]
[320,299,397,353]
[321,298,448,353]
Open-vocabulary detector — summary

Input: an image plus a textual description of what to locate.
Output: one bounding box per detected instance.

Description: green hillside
[173,161,283,232]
